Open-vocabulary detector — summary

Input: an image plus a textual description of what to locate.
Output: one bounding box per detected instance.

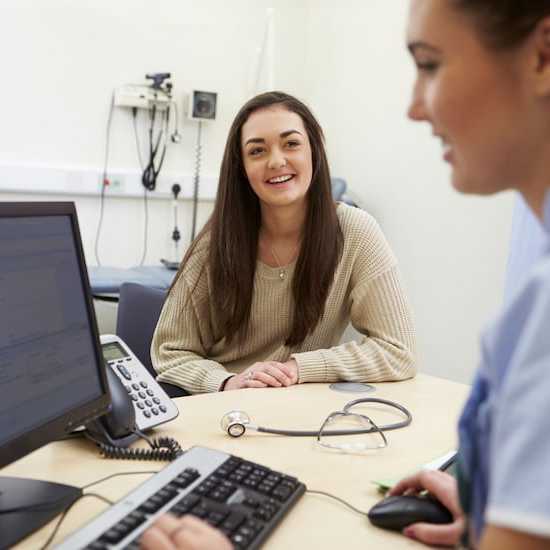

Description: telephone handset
[85,335,181,460]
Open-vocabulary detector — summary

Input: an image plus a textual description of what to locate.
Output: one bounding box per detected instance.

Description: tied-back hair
[451,0,550,49]
[168,91,343,347]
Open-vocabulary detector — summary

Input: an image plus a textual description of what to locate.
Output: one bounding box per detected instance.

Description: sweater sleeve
[292,267,416,383]
[150,272,233,394]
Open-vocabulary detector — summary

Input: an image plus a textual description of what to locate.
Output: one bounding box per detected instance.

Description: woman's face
[407,0,536,195]
[241,106,313,210]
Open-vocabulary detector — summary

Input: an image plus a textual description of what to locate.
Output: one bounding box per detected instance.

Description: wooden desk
[7,374,469,549]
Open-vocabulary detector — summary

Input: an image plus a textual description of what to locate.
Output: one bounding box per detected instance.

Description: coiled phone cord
[96,431,184,462]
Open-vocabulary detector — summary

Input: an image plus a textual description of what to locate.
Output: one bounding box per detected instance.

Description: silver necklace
[270,243,299,280]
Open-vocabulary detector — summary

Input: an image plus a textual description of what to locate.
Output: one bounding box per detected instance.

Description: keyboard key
[272,485,294,501]
[119,515,141,530]
[243,518,264,533]
[230,532,248,548]
[207,510,228,526]
[127,510,146,523]
[266,473,282,484]
[87,540,108,550]
[173,471,199,489]
[171,494,200,515]
[243,496,260,508]
[99,525,127,544]
[190,503,209,519]
[222,511,246,532]
[138,496,165,515]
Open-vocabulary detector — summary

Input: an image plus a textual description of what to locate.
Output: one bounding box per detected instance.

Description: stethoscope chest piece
[221,410,251,437]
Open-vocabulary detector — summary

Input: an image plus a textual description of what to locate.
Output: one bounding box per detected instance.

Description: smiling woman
[151,91,416,394]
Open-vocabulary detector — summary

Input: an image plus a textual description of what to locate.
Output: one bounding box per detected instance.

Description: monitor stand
[0,476,82,549]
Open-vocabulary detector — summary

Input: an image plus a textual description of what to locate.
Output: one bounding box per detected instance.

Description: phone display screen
[102,342,129,362]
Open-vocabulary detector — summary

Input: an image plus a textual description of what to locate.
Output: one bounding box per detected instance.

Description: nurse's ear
[531,16,550,97]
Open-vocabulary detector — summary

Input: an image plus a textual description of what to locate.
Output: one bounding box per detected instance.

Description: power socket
[99,174,125,193]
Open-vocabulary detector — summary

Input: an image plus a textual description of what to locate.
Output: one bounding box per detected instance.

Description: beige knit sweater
[151,204,416,393]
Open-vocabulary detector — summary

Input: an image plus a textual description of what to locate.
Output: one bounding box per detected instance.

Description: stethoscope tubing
[254,398,412,437]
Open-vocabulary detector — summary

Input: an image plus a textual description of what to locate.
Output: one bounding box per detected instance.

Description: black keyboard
[55,446,306,550]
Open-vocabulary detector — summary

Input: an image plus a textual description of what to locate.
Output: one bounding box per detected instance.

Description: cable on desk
[306,489,369,517]
[39,492,114,550]
[0,471,160,515]
[81,470,160,491]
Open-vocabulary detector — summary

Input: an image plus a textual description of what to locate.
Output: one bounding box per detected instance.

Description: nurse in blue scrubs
[390,1,550,549]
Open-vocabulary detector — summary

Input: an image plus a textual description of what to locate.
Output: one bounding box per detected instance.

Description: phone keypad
[108,357,177,427]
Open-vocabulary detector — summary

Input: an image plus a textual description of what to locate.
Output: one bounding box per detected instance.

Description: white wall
[0,0,308,266]
[299,1,514,383]
[0,1,514,384]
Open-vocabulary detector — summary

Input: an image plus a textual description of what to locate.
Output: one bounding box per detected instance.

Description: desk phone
[100,334,179,432]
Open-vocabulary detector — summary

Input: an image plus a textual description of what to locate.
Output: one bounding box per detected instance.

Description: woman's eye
[249,147,264,156]
[416,61,439,73]
[286,140,300,148]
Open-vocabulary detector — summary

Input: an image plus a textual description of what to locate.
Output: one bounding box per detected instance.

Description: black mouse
[368,495,453,531]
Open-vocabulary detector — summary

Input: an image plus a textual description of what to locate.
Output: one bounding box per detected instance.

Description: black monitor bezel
[0,201,110,469]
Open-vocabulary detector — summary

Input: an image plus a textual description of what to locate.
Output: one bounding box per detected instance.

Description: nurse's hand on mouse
[389,470,465,546]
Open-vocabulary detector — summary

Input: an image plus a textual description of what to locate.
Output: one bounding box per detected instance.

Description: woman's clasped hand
[223,360,299,391]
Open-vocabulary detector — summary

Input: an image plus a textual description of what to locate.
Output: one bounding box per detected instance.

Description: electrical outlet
[99,175,125,193]
[114,85,171,110]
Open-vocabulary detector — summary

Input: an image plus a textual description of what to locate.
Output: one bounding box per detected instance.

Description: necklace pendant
[279,270,285,280]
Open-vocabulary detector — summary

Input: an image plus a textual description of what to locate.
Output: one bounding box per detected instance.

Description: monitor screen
[0,202,109,469]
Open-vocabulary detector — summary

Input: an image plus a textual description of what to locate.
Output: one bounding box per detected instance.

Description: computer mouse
[368,495,453,531]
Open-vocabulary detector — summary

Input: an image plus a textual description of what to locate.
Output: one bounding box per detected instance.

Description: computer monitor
[0,202,110,548]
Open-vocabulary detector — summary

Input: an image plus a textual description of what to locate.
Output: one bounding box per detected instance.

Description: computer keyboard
[55,446,306,550]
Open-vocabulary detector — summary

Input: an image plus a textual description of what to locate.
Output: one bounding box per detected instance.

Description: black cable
[190,121,202,241]
[141,105,168,191]
[38,493,113,550]
[306,489,369,517]
[94,90,115,267]
[97,436,184,461]
[138,185,149,266]
[132,107,145,171]
[133,107,150,267]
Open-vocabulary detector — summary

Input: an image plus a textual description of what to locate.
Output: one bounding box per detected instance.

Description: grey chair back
[116,282,188,397]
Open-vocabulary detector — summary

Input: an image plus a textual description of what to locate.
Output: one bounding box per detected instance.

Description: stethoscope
[220,398,412,438]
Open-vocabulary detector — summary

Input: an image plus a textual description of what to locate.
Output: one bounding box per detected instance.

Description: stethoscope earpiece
[220,410,252,437]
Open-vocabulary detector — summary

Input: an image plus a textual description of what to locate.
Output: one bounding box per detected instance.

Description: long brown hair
[169,91,343,347]
[451,0,550,50]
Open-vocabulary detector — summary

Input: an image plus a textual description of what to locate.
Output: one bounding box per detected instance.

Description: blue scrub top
[458,190,550,543]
